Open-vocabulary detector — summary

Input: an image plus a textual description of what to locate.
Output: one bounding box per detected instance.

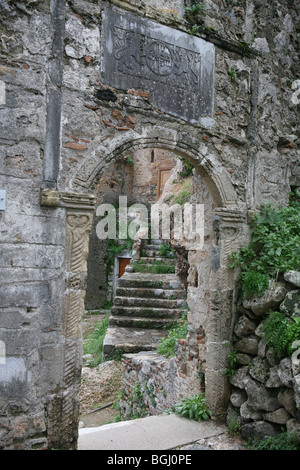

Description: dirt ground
[79,312,122,428]
[79,360,122,428]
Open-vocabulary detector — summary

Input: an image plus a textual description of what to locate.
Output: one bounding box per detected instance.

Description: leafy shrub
[246,431,300,450]
[173,393,212,422]
[229,201,300,297]
[262,310,300,356]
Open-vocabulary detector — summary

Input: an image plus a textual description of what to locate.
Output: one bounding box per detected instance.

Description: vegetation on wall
[157,313,188,357]
[262,310,300,357]
[228,191,300,298]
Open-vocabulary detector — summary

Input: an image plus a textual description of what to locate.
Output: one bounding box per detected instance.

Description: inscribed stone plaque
[101,8,215,124]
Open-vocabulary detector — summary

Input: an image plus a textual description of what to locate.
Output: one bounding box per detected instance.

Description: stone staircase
[103,240,187,357]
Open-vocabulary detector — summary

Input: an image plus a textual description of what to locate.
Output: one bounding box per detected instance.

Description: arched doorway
[65,125,246,417]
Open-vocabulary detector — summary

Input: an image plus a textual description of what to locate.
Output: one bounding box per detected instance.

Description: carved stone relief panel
[101,7,215,124]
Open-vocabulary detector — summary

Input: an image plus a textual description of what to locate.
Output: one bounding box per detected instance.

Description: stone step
[108,315,177,330]
[145,244,163,250]
[114,296,186,309]
[133,264,176,274]
[103,326,168,356]
[143,250,171,257]
[116,286,186,300]
[148,240,163,245]
[111,304,186,318]
[138,257,176,265]
[117,272,182,290]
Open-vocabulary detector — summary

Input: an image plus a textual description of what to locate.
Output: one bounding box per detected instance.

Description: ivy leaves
[229,201,300,297]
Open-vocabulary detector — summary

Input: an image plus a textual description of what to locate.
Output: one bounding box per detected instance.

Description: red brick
[103,119,115,128]
[112,109,125,121]
[64,142,88,150]
[128,88,149,98]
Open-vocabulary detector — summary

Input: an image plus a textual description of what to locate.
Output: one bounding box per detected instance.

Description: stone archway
[40,126,245,446]
[69,126,237,210]
[65,126,246,418]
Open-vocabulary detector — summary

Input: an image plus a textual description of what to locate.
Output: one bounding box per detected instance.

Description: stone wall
[119,331,204,418]
[227,272,300,441]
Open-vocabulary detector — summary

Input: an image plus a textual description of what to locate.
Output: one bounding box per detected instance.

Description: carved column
[41,190,95,449]
[205,207,246,419]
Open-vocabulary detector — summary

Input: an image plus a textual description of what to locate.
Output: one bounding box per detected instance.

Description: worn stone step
[133,264,176,274]
[138,257,176,265]
[114,296,186,309]
[148,240,163,245]
[116,286,186,300]
[111,304,186,318]
[108,315,177,329]
[103,326,167,357]
[145,244,163,250]
[143,250,175,258]
[117,272,182,290]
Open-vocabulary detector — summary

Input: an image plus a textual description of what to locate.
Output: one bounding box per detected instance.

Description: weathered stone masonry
[0,0,299,449]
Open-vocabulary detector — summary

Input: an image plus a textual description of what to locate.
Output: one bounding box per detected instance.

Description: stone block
[0,282,49,309]
[284,271,300,288]
[280,290,300,317]
[262,408,292,425]
[243,281,287,316]
[245,378,280,412]
[241,421,279,442]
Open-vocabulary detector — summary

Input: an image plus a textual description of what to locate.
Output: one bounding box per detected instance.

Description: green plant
[145,381,157,408]
[223,344,238,379]
[159,243,175,258]
[126,381,146,419]
[174,189,191,207]
[239,270,270,298]
[124,155,134,165]
[176,157,194,178]
[133,260,175,274]
[262,310,300,357]
[228,200,300,297]
[83,315,110,367]
[157,314,188,357]
[102,299,113,309]
[227,416,241,437]
[185,1,208,15]
[173,393,212,422]
[228,68,237,80]
[246,430,300,450]
[188,24,201,36]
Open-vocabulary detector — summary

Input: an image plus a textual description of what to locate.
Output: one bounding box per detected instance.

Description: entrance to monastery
[67,127,243,419]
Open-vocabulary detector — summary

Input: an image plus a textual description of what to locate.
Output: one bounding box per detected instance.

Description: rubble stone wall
[227,273,300,440]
